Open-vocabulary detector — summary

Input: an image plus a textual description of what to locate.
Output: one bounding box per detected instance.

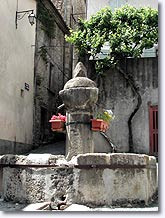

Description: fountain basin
[0,153,157,207]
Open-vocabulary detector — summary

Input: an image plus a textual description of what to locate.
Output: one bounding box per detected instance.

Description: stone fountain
[0,62,158,210]
[59,62,98,160]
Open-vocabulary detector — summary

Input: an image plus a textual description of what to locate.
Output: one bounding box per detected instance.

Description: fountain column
[59,62,98,160]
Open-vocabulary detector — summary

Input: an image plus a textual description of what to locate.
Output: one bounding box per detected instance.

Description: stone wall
[33,0,72,146]
[93,57,158,154]
[0,153,158,207]
[51,0,87,28]
[51,0,87,74]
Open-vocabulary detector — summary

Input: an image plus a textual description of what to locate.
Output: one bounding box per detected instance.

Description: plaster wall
[94,58,158,154]
[0,0,36,153]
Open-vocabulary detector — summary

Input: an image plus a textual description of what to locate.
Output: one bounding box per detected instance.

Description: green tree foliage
[66,5,158,73]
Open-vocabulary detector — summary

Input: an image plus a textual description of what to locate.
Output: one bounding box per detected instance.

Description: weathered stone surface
[109,153,150,166]
[63,77,96,89]
[65,112,94,160]
[63,62,96,90]
[1,155,74,204]
[3,155,72,204]
[25,167,74,205]
[59,87,98,111]
[59,62,99,160]
[3,167,27,203]
[1,153,158,207]
[76,153,152,166]
[73,62,87,78]
[77,153,110,165]
[0,155,26,165]
[73,153,158,207]
[26,154,52,164]
[149,156,157,165]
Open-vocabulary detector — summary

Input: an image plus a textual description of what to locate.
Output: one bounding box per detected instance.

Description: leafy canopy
[66,5,158,73]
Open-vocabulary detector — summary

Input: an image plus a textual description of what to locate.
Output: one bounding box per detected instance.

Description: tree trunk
[116,65,142,153]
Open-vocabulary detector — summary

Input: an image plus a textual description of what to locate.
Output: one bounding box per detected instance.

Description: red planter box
[91,119,109,132]
[49,120,65,132]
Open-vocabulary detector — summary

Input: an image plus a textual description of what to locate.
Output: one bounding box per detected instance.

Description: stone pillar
[59,62,98,160]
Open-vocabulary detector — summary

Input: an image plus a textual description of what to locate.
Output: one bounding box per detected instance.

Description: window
[149,105,158,157]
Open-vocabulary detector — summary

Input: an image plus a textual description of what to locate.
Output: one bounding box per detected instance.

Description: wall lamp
[15,9,36,29]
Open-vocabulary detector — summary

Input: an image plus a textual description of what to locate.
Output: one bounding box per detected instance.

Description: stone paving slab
[64,204,159,211]
[0,201,158,212]
[22,202,50,211]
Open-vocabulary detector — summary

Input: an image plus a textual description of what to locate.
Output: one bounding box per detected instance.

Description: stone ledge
[0,155,26,165]
[0,153,157,169]
[76,153,156,167]
[0,154,67,166]
[26,154,52,164]
[76,153,110,165]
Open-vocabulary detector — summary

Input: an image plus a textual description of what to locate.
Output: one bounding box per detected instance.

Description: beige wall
[87,0,158,19]
[0,0,36,145]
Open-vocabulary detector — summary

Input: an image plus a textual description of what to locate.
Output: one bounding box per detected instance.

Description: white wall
[87,0,158,19]
[87,0,109,19]
[0,0,36,146]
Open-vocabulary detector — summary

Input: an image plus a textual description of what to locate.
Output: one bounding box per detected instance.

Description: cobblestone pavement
[26,141,65,155]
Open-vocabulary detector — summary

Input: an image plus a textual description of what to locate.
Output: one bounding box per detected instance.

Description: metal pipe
[57,103,65,110]
[100,131,117,152]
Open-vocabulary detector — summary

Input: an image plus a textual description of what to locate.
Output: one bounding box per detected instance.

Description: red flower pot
[49,120,65,132]
[91,119,109,132]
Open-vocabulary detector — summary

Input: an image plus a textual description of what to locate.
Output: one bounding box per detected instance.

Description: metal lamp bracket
[15,9,35,29]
